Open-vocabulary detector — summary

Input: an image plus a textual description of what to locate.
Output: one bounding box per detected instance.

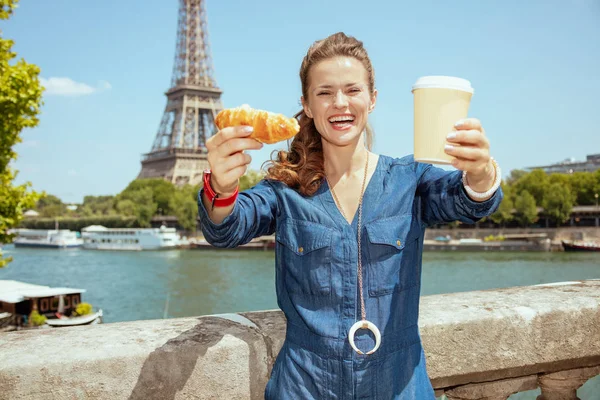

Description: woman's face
[302,56,377,148]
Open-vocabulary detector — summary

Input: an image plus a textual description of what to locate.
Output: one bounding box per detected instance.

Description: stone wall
[0,280,598,399]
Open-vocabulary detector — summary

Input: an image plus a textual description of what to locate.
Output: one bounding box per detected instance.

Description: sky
[3,0,600,204]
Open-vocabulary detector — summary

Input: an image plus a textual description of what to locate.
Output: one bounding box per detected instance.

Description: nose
[333,90,348,109]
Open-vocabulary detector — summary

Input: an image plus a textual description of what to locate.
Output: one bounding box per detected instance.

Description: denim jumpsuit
[198,154,502,399]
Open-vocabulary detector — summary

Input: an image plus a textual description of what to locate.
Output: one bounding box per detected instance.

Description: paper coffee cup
[412,76,474,165]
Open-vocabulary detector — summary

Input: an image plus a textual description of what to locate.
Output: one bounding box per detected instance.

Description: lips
[327,114,355,131]
[328,114,355,123]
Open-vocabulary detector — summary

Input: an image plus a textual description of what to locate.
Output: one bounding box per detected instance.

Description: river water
[1,245,598,399]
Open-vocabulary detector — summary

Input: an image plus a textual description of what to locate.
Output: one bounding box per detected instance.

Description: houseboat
[0,280,102,330]
[81,225,189,251]
[12,229,83,248]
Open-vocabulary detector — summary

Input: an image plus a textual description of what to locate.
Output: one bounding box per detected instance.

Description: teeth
[329,116,354,123]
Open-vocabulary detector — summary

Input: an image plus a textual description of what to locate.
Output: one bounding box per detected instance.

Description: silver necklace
[325,152,381,355]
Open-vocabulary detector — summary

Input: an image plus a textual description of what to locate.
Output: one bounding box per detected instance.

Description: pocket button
[298,246,304,253]
[396,240,402,246]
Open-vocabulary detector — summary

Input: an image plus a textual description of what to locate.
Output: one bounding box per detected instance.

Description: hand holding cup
[445,118,495,192]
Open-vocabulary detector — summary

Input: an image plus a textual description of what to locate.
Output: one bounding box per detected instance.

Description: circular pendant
[348,320,381,355]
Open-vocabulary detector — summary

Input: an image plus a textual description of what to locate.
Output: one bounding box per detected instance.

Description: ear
[301,96,313,118]
[368,89,378,113]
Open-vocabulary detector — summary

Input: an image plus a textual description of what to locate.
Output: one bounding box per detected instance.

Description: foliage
[513,169,549,206]
[79,195,116,217]
[483,234,505,242]
[19,215,138,231]
[514,190,538,227]
[543,183,574,224]
[506,169,527,185]
[0,0,44,267]
[35,194,65,217]
[115,186,157,227]
[73,302,92,316]
[118,178,175,214]
[490,183,513,226]
[168,184,199,231]
[569,172,600,206]
[239,169,265,192]
[29,310,47,326]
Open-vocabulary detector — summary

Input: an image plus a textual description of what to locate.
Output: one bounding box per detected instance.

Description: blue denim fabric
[198,154,503,400]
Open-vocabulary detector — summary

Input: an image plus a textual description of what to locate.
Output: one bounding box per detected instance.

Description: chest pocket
[365,214,420,296]
[276,219,334,296]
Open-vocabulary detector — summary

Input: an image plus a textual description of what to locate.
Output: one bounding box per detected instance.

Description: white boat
[81,225,189,251]
[12,229,83,248]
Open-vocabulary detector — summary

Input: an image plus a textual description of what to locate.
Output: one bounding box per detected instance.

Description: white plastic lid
[411,76,474,94]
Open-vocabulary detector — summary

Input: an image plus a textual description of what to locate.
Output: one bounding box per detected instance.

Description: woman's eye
[317,92,331,96]
[349,88,361,93]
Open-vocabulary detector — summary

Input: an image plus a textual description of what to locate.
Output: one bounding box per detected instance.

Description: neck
[323,138,369,182]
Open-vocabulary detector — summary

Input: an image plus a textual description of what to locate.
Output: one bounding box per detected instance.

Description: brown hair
[264,32,376,196]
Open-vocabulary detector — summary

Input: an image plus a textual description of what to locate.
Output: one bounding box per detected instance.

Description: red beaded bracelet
[202,169,239,210]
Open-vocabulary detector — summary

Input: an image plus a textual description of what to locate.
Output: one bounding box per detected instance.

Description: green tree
[115,199,136,216]
[514,190,538,227]
[116,187,157,227]
[169,184,199,231]
[239,169,265,191]
[36,194,65,217]
[80,195,116,216]
[543,183,574,225]
[120,178,175,214]
[514,169,549,206]
[506,169,527,185]
[490,183,514,227]
[0,0,44,267]
[569,172,599,205]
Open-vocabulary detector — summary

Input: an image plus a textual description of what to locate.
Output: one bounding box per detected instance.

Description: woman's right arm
[197,125,277,248]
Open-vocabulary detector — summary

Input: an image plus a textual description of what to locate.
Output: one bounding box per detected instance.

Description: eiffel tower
[138,0,223,186]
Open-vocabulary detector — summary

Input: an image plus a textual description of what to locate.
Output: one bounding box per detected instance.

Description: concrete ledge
[0,280,598,399]
[420,279,600,389]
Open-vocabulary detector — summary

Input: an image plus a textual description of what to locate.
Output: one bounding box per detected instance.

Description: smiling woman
[198,32,503,399]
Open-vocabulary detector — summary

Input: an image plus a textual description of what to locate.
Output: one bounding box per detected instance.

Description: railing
[0,280,598,399]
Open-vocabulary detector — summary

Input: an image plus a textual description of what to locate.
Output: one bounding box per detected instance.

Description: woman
[198,32,502,399]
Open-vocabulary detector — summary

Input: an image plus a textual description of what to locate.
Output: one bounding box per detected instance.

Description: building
[525,154,600,174]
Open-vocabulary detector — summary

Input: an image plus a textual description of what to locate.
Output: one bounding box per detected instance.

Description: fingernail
[454,119,465,128]
[451,159,459,167]
[445,144,455,151]
[447,132,457,140]
[242,126,253,133]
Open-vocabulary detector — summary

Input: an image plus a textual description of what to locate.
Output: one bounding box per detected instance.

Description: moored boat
[81,225,189,251]
[0,280,102,330]
[12,229,82,248]
[561,240,600,252]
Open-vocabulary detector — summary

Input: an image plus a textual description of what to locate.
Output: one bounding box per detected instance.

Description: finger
[446,129,489,148]
[207,126,254,149]
[450,158,489,173]
[219,152,252,174]
[218,137,263,157]
[444,144,489,162]
[222,164,249,184]
[454,118,482,131]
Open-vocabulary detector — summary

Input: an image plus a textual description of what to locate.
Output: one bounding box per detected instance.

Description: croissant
[214,104,300,144]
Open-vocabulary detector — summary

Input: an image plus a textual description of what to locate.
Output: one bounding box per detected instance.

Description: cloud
[67,169,78,176]
[40,77,112,97]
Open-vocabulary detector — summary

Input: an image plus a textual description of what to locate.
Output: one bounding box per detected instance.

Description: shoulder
[379,154,424,173]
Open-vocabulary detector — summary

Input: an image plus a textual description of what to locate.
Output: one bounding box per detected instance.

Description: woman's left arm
[416,118,503,227]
